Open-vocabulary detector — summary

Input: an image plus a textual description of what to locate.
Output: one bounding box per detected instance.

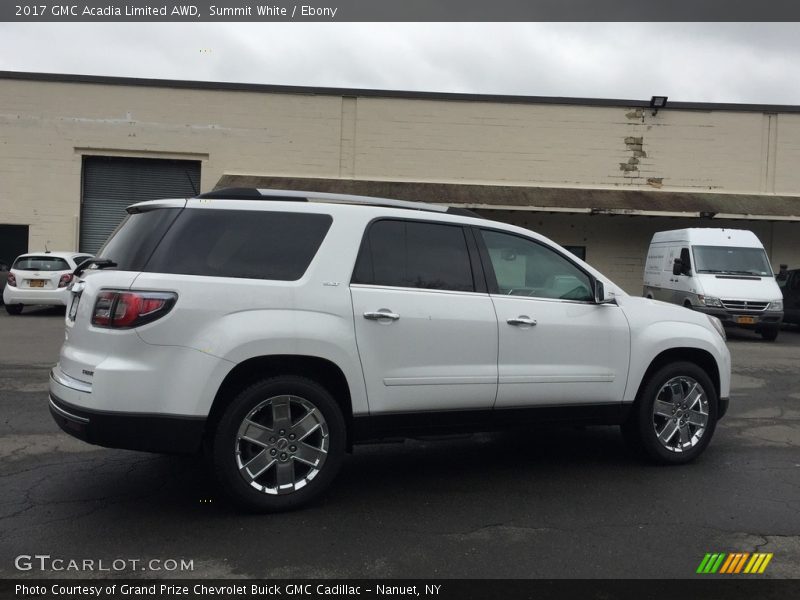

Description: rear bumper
[3,286,69,306]
[49,393,205,454]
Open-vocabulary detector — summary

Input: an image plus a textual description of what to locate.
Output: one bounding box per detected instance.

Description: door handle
[507,316,537,327]
[364,310,400,321]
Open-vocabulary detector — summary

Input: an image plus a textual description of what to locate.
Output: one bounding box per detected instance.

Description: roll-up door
[80,156,201,254]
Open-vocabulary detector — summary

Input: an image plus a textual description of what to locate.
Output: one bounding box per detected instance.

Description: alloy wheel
[235,395,329,495]
[652,376,709,453]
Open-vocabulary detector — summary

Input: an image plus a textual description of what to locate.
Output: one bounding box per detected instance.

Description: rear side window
[144,209,332,281]
[13,256,70,271]
[352,220,475,292]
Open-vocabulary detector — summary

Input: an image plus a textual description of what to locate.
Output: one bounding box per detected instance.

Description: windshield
[13,256,70,271]
[693,245,772,276]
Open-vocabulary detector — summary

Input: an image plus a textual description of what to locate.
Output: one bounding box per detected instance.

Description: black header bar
[3,1,800,22]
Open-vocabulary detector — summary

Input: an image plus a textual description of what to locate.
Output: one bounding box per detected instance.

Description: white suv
[49,189,731,511]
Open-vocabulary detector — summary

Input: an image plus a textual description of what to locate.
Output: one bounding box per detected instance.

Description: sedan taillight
[7,273,16,287]
[58,273,73,288]
[91,290,177,329]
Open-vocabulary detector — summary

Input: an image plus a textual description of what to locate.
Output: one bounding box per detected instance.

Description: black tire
[4,303,23,315]
[759,326,779,341]
[621,361,718,464]
[211,375,346,512]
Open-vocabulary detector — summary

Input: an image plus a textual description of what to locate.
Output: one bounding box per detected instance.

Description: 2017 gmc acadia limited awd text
[49,189,731,511]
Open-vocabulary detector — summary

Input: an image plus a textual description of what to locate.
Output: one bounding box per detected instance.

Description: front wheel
[621,362,718,464]
[211,376,346,512]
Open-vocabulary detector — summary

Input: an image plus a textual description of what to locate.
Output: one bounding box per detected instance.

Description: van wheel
[5,304,23,315]
[621,362,718,464]
[212,375,346,512]
[759,326,779,341]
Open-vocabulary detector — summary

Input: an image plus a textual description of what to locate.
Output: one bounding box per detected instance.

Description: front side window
[480,230,593,301]
[352,220,475,292]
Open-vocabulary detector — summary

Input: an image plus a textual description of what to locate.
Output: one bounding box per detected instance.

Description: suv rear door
[350,219,498,414]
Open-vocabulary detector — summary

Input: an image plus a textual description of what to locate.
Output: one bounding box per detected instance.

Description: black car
[777,268,800,325]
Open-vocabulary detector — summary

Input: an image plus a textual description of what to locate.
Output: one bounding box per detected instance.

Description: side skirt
[352,403,630,443]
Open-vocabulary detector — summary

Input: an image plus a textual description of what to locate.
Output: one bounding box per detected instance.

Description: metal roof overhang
[214,175,800,222]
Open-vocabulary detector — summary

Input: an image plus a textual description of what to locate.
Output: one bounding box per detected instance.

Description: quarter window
[143,209,332,281]
[352,220,475,292]
[480,230,593,301]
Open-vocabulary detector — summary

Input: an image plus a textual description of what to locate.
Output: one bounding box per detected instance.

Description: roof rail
[194,187,481,218]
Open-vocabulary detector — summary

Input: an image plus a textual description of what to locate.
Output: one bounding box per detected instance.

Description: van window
[693,246,772,277]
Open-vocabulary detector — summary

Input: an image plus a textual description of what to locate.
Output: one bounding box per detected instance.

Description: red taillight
[6,273,15,287]
[91,290,177,329]
[58,273,73,288]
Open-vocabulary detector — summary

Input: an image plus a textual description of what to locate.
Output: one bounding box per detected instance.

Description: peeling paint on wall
[620,135,646,175]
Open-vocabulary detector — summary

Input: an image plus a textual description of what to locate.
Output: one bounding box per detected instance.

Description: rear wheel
[4,303,23,315]
[759,325,779,341]
[212,375,346,512]
[622,362,718,464]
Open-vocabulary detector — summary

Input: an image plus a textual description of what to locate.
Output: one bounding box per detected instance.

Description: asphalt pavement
[1,306,798,579]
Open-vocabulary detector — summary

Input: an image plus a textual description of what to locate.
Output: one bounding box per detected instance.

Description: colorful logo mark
[697,552,773,574]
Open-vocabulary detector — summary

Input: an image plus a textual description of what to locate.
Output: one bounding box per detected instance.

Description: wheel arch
[206,354,354,450]
[635,347,721,404]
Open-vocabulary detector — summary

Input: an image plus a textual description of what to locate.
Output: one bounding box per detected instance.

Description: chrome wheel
[652,376,709,453]
[235,395,329,495]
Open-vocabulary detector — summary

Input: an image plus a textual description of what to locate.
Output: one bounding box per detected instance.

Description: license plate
[29,279,46,288]
[736,315,756,325]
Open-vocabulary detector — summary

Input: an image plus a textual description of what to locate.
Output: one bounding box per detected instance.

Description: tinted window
[353,220,474,292]
[97,208,182,271]
[481,230,593,301]
[13,256,70,271]
[144,209,332,280]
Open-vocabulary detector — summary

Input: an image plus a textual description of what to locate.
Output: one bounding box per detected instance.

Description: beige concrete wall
[0,79,345,250]
[353,100,774,193]
[0,77,798,269]
[481,210,799,294]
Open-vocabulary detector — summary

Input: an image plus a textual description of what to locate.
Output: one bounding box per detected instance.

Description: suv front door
[350,219,498,414]
[477,229,630,408]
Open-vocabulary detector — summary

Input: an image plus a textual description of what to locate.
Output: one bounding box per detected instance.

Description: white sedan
[3,252,93,315]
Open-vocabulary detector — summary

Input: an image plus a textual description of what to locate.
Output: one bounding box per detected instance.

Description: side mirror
[594,280,616,305]
[672,258,683,276]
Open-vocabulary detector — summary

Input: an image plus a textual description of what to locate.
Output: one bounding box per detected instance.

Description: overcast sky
[1,22,799,104]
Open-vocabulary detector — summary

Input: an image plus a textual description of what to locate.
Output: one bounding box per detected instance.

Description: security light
[650,96,668,116]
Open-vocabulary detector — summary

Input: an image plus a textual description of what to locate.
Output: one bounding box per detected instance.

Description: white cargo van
[643,228,784,340]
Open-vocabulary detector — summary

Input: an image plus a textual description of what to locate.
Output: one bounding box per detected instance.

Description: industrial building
[1,70,798,293]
